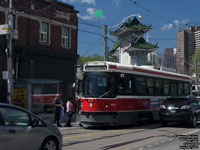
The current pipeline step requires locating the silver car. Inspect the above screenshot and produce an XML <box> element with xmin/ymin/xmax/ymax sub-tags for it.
<box><xmin>0</xmin><ymin>103</ymin><xmax>62</xmax><ymax>150</ymax></box>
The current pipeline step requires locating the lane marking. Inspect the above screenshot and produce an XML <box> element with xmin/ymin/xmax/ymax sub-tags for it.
<box><xmin>63</xmin><ymin>129</ymin><xmax>127</xmax><ymax>140</ymax></box>
<box><xmin>184</xmin><ymin>130</ymin><xmax>200</xmax><ymax>135</ymax></box>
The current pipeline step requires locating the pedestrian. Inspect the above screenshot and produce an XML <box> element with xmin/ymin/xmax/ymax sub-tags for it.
<box><xmin>54</xmin><ymin>94</ymin><xmax>62</xmax><ymax>127</ymax></box>
<box><xmin>59</xmin><ymin>105</ymin><xmax>64</xmax><ymax>124</ymax></box>
<box><xmin>65</xmin><ymin>98</ymin><xmax>74</xmax><ymax>127</ymax></box>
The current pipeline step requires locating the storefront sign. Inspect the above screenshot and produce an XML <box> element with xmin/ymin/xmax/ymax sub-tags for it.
<box><xmin>12</xmin><ymin>88</ymin><xmax>27</xmax><ymax>108</ymax></box>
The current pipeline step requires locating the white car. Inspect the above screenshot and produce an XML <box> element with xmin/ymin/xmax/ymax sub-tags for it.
<box><xmin>0</xmin><ymin>103</ymin><xmax>62</xmax><ymax>150</ymax></box>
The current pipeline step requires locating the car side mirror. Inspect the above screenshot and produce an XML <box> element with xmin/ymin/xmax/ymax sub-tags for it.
<box><xmin>32</xmin><ymin>119</ymin><xmax>39</xmax><ymax>127</ymax></box>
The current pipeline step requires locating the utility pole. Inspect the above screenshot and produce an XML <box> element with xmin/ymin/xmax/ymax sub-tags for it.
<box><xmin>6</xmin><ymin>0</ymin><xmax>13</xmax><ymax>104</ymax></box>
<box><xmin>104</xmin><ymin>25</ymin><xmax>108</xmax><ymax>61</ymax></box>
<box><xmin>195</xmin><ymin>59</ymin><xmax>199</xmax><ymax>85</ymax></box>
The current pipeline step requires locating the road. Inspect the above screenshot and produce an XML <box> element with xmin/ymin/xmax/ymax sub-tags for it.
<box><xmin>59</xmin><ymin>122</ymin><xmax>200</xmax><ymax>150</ymax></box>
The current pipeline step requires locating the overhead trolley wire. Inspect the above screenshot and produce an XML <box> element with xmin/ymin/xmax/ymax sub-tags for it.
<box><xmin>81</xmin><ymin>37</ymin><xmax>103</xmax><ymax>57</ymax></box>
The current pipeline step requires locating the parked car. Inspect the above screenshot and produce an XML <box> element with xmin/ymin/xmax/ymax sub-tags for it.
<box><xmin>0</xmin><ymin>103</ymin><xmax>62</xmax><ymax>150</ymax></box>
<box><xmin>159</xmin><ymin>95</ymin><xmax>200</xmax><ymax>127</ymax></box>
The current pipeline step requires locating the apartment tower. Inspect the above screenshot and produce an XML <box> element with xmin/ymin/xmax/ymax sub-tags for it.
<box><xmin>176</xmin><ymin>26</ymin><xmax>200</xmax><ymax>75</ymax></box>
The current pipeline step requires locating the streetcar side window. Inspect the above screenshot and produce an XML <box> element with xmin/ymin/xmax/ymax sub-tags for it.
<box><xmin>107</xmin><ymin>74</ymin><xmax>117</xmax><ymax>98</ymax></box>
<box><xmin>146</xmin><ymin>78</ymin><xmax>154</xmax><ymax>95</ymax></box>
<box><xmin>178</xmin><ymin>82</ymin><xmax>184</xmax><ymax>95</ymax></box>
<box><xmin>117</xmin><ymin>74</ymin><xmax>133</xmax><ymax>95</ymax></box>
<box><xmin>135</xmin><ymin>76</ymin><xmax>146</xmax><ymax>95</ymax></box>
<box><xmin>184</xmin><ymin>82</ymin><xmax>190</xmax><ymax>95</ymax></box>
<box><xmin>163</xmin><ymin>80</ymin><xmax>169</xmax><ymax>95</ymax></box>
<box><xmin>171</xmin><ymin>81</ymin><xmax>178</xmax><ymax>95</ymax></box>
<box><xmin>155</xmin><ymin>79</ymin><xmax>162</xmax><ymax>95</ymax></box>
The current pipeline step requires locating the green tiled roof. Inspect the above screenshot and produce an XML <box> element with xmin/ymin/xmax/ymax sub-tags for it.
<box><xmin>131</xmin><ymin>37</ymin><xmax>158</xmax><ymax>49</ymax></box>
<box><xmin>110</xmin><ymin>17</ymin><xmax>151</xmax><ymax>35</ymax></box>
<box><xmin>109</xmin><ymin>44</ymin><xmax>119</xmax><ymax>56</ymax></box>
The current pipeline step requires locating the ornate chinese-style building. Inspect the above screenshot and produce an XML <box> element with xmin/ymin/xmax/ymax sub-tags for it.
<box><xmin>110</xmin><ymin>17</ymin><xmax>158</xmax><ymax>66</ymax></box>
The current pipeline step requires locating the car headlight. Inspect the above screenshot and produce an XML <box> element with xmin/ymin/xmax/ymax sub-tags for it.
<box><xmin>167</xmin><ymin>106</ymin><xmax>173</xmax><ymax>110</ymax></box>
<box><xmin>180</xmin><ymin>105</ymin><xmax>190</xmax><ymax>110</ymax></box>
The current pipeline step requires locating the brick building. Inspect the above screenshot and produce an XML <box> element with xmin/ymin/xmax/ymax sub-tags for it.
<box><xmin>163</xmin><ymin>48</ymin><xmax>176</xmax><ymax>69</ymax></box>
<box><xmin>0</xmin><ymin>0</ymin><xmax>79</xmax><ymax>102</ymax></box>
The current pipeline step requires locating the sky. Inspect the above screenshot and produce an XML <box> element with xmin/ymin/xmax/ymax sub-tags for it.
<box><xmin>58</xmin><ymin>0</ymin><xmax>200</xmax><ymax>58</ymax></box>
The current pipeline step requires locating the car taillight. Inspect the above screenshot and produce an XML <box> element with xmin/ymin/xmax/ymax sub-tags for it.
<box><xmin>160</xmin><ymin>105</ymin><xmax>166</xmax><ymax>109</ymax></box>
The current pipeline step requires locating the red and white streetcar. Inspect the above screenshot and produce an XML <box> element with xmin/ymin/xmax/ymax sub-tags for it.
<box><xmin>77</xmin><ymin>61</ymin><xmax>192</xmax><ymax>128</ymax></box>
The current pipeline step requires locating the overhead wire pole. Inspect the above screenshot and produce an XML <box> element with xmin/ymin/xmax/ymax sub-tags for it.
<box><xmin>104</xmin><ymin>25</ymin><xmax>108</xmax><ymax>61</ymax></box>
<box><xmin>7</xmin><ymin>0</ymin><xmax>13</xmax><ymax>104</ymax></box>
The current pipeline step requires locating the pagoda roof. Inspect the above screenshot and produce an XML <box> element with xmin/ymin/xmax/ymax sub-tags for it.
<box><xmin>124</xmin><ymin>37</ymin><xmax>158</xmax><ymax>53</ymax></box>
<box><xmin>109</xmin><ymin>44</ymin><xmax>119</xmax><ymax>56</ymax></box>
<box><xmin>110</xmin><ymin>17</ymin><xmax>152</xmax><ymax>36</ymax></box>
<box><xmin>109</xmin><ymin>37</ymin><xmax>158</xmax><ymax>56</ymax></box>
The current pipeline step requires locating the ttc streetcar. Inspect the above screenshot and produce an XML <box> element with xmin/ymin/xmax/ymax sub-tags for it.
<box><xmin>77</xmin><ymin>61</ymin><xmax>192</xmax><ymax>128</ymax></box>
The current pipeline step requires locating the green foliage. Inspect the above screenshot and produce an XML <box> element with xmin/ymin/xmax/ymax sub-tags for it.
<box><xmin>190</xmin><ymin>47</ymin><xmax>200</xmax><ymax>74</ymax></box>
<box><xmin>112</xmin><ymin>39</ymin><xmax>119</xmax><ymax>50</ymax></box>
<box><xmin>146</xmin><ymin>61</ymin><xmax>152</xmax><ymax>65</ymax></box>
<box><xmin>77</xmin><ymin>54</ymin><xmax>104</xmax><ymax>66</ymax></box>
<box><xmin>109</xmin><ymin>56</ymin><xmax>117</xmax><ymax>62</ymax></box>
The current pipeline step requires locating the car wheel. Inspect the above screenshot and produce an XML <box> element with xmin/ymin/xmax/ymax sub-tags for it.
<box><xmin>41</xmin><ymin>137</ymin><xmax>58</xmax><ymax>150</ymax></box>
<box><xmin>190</xmin><ymin>115</ymin><xmax>197</xmax><ymax>128</ymax></box>
<box><xmin>161</xmin><ymin>121</ymin><xmax>168</xmax><ymax>127</ymax></box>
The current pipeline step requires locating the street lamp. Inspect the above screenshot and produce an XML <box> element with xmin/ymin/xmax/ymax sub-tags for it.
<box><xmin>108</xmin><ymin>14</ymin><xmax>142</xmax><ymax>63</ymax></box>
<box><xmin>109</xmin><ymin>14</ymin><xmax>142</xmax><ymax>29</ymax></box>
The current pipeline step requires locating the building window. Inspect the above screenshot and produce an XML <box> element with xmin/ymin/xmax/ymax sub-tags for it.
<box><xmin>40</xmin><ymin>22</ymin><xmax>49</xmax><ymax>44</ymax></box>
<box><xmin>62</xmin><ymin>27</ymin><xmax>70</xmax><ymax>48</ymax></box>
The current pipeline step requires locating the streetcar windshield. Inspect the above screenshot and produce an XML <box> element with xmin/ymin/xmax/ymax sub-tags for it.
<box><xmin>83</xmin><ymin>72</ymin><xmax>112</xmax><ymax>97</ymax></box>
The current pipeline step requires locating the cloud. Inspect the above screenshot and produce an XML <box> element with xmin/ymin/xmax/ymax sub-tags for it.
<box><xmin>160</xmin><ymin>19</ymin><xmax>189</xmax><ymax>30</ymax></box>
<box><xmin>78</xmin><ymin>8</ymin><xmax>95</xmax><ymax>20</ymax></box>
<box><xmin>161</xmin><ymin>23</ymin><xmax>173</xmax><ymax>30</ymax></box>
<box><xmin>112</xmin><ymin>0</ymin><xmax>122</xmax><ymax>8</ymax></box>
<box><xmin>81</xmin><ymin>0</ymin><xmax>96</xmax><ymax>5</ymax></box>
<box><xmin>78</xmin><ymin>8</ymin><xmax>106</xmax><ymax>20</ymax></box>
<box><xmin>87</xmin><ymin>8</ymin><xmax>95</xmax><ymax>16</ymax></box>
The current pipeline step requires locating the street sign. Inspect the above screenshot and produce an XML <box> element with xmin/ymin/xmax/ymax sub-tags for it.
<box><xmin>13</xmin><ymin>30</ymin><xmax>18</xmax><ymax>39</ymax></box>
<box><xmin>94</xmin><ymin>9</ymin><xmax>104</xmax><ymax>18</ymax></box>
<box><xmin>0</xmin><ymin>24</ymin><xmax>11</xmax><ymax>35</ymax></box>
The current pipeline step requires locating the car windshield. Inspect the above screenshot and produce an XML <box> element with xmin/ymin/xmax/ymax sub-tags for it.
<box><xmin>164</xmin><ymin>98</ymin><xmax>189</xmax><ymax>106</ymax></box>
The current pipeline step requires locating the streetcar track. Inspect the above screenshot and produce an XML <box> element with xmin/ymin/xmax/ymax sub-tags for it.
<box><xmin>98</xmin><ymin>136</ymin><xmax>155</xmax><ymax>150</ymax></box>
<box><xmin>62</xmin><ymin>126</ymin><xmax>193</xmax><ymax>148</ymax></box>
<box><xmin>97</xmin><ymin>129</ymin><xmax>199</xmax><ymax>150</ymax></box>
<box><xmin>62</xmin><ymin>123</ymin><xmax>160</xmax><ymax>139</ymax></box>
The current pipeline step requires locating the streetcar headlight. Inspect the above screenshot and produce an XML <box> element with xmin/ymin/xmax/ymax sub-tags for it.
<box><xmin>105</xmin><ymin>104</ymin><xmax>109</xmax><ymax>108</ymax></box>
<box><xmin>89</xmin><ymin>103</ymin><xmax>93</xmax><ymax>107</ymax></box>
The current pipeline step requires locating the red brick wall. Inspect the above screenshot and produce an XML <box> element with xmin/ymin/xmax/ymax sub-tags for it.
<box><xmin>0</xmin><ymin>0</ymin><xmax>78</xmax><ymax>102</ymax></box>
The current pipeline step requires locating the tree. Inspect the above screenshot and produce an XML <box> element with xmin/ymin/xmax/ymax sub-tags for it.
<box><xmin>190</xmin><ymin>47</ymin><xmax>200</xmax><ymax>74</ymax></box>
<box><xmin>77</xmin><ymin>54</ymin><xmax>104</xmax><ymax>66</ymax></box>
<box><xmin>146</xmin><ymin>61</ymin><xmax>152</xmax><ymax>65</ymax></box>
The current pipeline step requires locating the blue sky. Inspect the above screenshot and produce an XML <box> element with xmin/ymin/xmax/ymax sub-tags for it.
<box><xmin>59</xmin><ymin>0</ymin><xmax>200</xmax><ymax>57</ymax></box>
